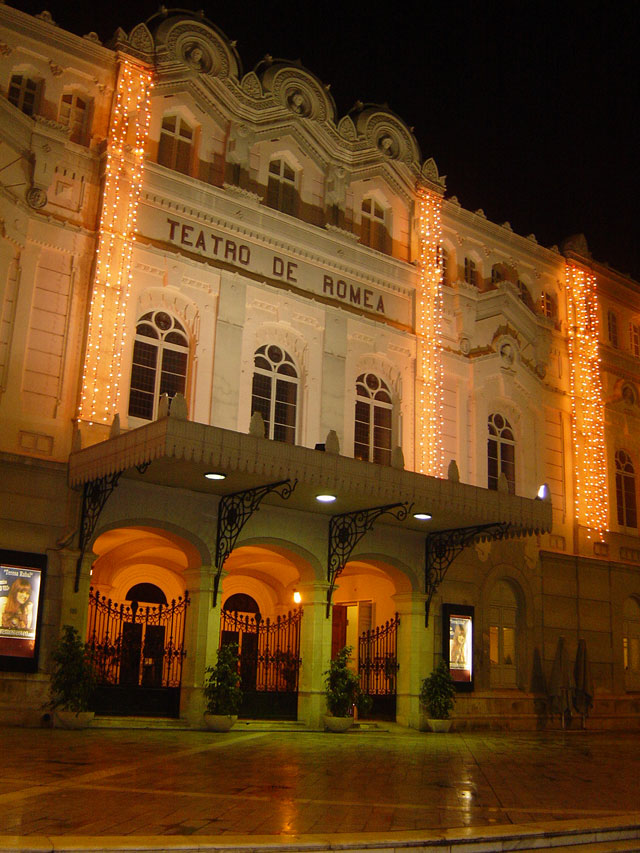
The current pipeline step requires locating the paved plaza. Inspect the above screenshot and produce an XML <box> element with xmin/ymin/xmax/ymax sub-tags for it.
<box><xmin>0</xmin><ymin>724</ymin><xmax>639</xmax><ymax>851</ymax></box>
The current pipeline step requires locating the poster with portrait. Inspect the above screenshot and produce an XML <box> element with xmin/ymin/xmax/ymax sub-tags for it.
<box><xmin>0</xmin><ymin>553</ymin><xmax>45</xmax><ymax>670</ymax></box>
<box><xmin>442</xmin><ymin>604</ymin><xmax>474</xmax><ymax>690</ymax></box>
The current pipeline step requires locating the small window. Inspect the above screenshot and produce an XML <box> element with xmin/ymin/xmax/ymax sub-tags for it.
<box><xmin>354</xmin><ymin>373</ymin><xmax>393</xmax><ymax>465</ymax></box>
<box><xmin>128</xmin><ymin>311</ymin><xmax>189</xmax><ymax>421</ymax></box>
<box><xmin>491</xmin><ymin>265</ymin><xmax>502</xmax><ymax>285</ymax></box>
<box><xmin>616</xmin><ymin>449</ymin><xmax>637</xmax><ymax>529</ymax></box>
<box><xmin>464</xmin><ymin>257</ymin><xmax>478</xmax><ymax>287</ymax></box>
<box><xmin>517</xmin><ymin>279</ymin><xmax>535</xmax><ymax>312</ymax></box>
<box><xmin>360</xmin><ymin>197</ymin><xmax>390</xmax><ymax>254</ymax></box>
<box><xmin>251</xmin><ymin>345</ymin><xmax>298</xmax><ymax>443</ymax></box>
<box><xmin>608</xmin><ymin>310</ymin><xmax>619</xmax><ymax>348</ymax></box>
<box><xmin>59</xmin><ymin>92</ymin><xmax>91</xmax><ymax>145</ymax></box>
<box><xmin>488</xmin><ymin>413</ymin><xmax>515</xmax><ymax>494</ymax></box>
<box><xmin>8</xmin><ymin>74</ymin><xmax>39</xmax><ymax>116</ymax></box>
<box><xmin>630</xmin><ymin>323</ymin><xmax>640</xmax><ymax>357</ymax></box>
<box><xmin>440</xmin><ymin>247</ymin><xmax>449</xmax><ymax>285</ymax></box>
<box><xmin>266</xmin><ymin>158</ymin><xmax>298</xmax><ymax>216</ymax></box>
<box><xmin>158</xmin><ymin>115</ymin><xmax>194</xmax><ymax>175</ymax></box>
<box><xmin>540</xmin><ymin>291</ymin><xmax>556</xmax><ymax>319</ymax></box>
<box><xmin>489</xmin><ymin>580</ymin><xmax>518</xmax><ymax>688</ymax></box>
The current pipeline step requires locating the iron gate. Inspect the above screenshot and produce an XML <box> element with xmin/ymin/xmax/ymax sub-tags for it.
<box><xmin>220</xmin><ymin>607</ymin><xmax>302</xmax><ymax>719</ymax></box>
<box><xmin>358</xmin><ymin>613</ymin><xmax>399</xmax><ymax>720</ymax></box>
<box><xmin>87</xmin><ymin>587</ymin><xmax>190</xmax><ymax>717</ymax></box>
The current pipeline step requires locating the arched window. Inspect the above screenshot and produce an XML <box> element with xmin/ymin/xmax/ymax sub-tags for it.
<box><xmin>464</xmin><ymin>257</ymin><xmax>478</xmax><ymax>287</ymax></box>
<box><xmin>354</xmin><ymin>373</ymin><xmax>393</xmax><ymax>465</ymax></box>
<box><xmin>158</xmin><ymin>115</ymin><xmax>193</xmax><ymax>174</ymax></box>
<box><xmin>489</xmin><ymin>580</ymin><xmax>518</xmax><ymax>688</ymax></box>
<box><xmin>128</xmin><ymin>311</ymin><xmax>189</xmax><ymax>421</ymax></box>
<box><xmin>251</xmin><ymin>345</ymin><xmax>298</xmax><ymax>443</ymax></box>
<box><xmin>360</xmin><ymin>197</ymin><xmax>390</xmax><ymax>253</ymax></box>
<box><xmin>440</xmin><ymin>247</ymin><xmax>450</xmax><ymax>286</ymax></box>
<box><xmin>8</xmin><ymin>74</ymin><xmax>40</xmax><ymax>116</ymax></box>
<box><xmin>615</xmin><ymin>449</ymin><xmax>637</xmax><ymax>528</ymax></box>
<box><xmin>266</xmin><ymin>158</ymin><xmax>297</xmax><ymax>215</ymax></box>
<box><xmin>59</xmin><ymin>91</ymin><xmax>91</xmax><ymax>145</ymax></box>
<box><xmin>488</xmin><ymin>413</ymin><xmax>515</xmax><ymax>493</ymax></box>
<box><xmin>623</xmin><ymin>597</ymin><xmax>640</xmax><ymax>691</ymax></box>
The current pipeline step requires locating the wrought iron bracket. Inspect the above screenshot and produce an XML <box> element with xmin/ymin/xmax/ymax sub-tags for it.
<box><xmin>424</xmin><ymin>522</ymin><xmax>510</xmax><ymax>626</ymax></box>
<box><xmin>75</xmin><ymin>471</ymin><xmax>123</xmax><ymax>592</ymax></box>
<box><xmin>73</xmin><ymin>460</ymin><xmax>151</xmax><ymax>592</ymax></box>
<box><xmin>212</xmin><ymin>479</ymin><xmax>298</xmax><ymax>606</ymax></box>
<box><xmin>326</xmin><ymin>502</ymin><xmax>411</xmax><ymax>617</ymax></box>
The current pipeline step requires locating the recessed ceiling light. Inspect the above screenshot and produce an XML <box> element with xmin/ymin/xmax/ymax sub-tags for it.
<box><xmin>413</xmin><ymin>512</ymin><xmax>432</xmax><ymax>521</ymax></box>
<box><xmin>316</xmin><ymin>494</ymin><xmax>337</xmax><ymax>503</ymax></box>
<box><xmin>204</xmin><ymin>472</ymin><xmax>226</xmax><ymax>480</ymax></box>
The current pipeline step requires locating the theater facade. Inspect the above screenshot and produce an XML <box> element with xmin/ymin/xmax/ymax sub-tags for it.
<box><xmin>0</xmin><ymin>5</ymin><xmax>638</xmax><ymax>729</ymax></box>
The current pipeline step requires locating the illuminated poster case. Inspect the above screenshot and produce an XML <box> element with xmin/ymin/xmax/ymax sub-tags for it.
<box><xmin>0</xmin><ymin>550</ymin><xmax>47</xmax><ymax>673</ymax></box>
<box><xmin>442</xmin><ymin>604</ymin><xmax>474</xmax><ymax>692</ymax></box>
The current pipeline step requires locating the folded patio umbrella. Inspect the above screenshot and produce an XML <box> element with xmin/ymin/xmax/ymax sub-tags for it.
<box><xmin>549</xmin><ymin>636</ymin><xmax>575</xmax><ymax>728</ymax></box>
<box><xmin>573</xmin><ymin>638</ymin><xmax>594</xmax><ymax>725</ymax></box>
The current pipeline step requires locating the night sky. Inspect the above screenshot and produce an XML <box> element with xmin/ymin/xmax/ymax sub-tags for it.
<box><xmin>9</xmin><ymin>0</ymin><xmax>640</xmax><ymax>281</ymax></box>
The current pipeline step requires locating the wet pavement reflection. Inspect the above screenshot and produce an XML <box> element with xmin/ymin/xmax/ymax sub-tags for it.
<box><xmin>0</xmin><ymin>726</ymin><xmax>639</xmax><ymax>838</ymax></box>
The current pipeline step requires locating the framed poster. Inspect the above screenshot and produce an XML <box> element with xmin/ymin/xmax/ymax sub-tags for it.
<box><xmin>0</xmin><ymin>550</ymin><xmax>47</xmax><ymax>672</ymax></box>
<box><xmin>442</xmin><ymin>604</ymin><xmax>474</xmax><ymax>692</ymax></box>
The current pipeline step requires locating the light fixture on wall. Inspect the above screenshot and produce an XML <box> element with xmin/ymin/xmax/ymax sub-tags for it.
<box><xmin>413</xmin><ymin>512</ymin><xmax>432</xmax><ymax>521</ymax></box>
<box><xmin>316</xmin><ymin>494</ymin><xmax>337</xmax><ymax>503</ymax></box>
<box><xmin>293</xmin><ymin>589</ymin><xmax>302</xmax><ymax>604</ymax></box>
<box><xmin>204</xmin><ymin>472</ymin><xmax>226</xmax><ymax>480</ymax></box>
<box><xmin>536</xmin><ymin>484</ymin><xmax>550</xmax><ymax>500</ymax></box>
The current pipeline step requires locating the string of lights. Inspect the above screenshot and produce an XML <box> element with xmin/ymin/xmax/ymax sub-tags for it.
<box><xmin>565</xmin><ymin>262</ymin><xmax>608</xmax><ymax>538</ymax></box>
<box><xmin>415</xmin><ymin>185</ymin><xmax>444</xmax><ymax>477</ymax></box>
<box><xmin>78</xmin><ymin>57</ymin><xmax>153</xmax><ymax>425</ymax></box>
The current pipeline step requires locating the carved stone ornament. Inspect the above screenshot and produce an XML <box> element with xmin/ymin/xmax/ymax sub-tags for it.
<box><xmin>337</xmin><ymin>115</ymin><xmax>357</xmax><ymax>141</ymax></box>
<box><xmin>49</xmin><ymin>60</ymin><xmax>63</xmax><ymax>77</ymax></box>
<box><xmin>421</xmin><ymin>157</ymin><xmax>445</xmax><ymax>187</ymax></box>
<box><xmin>270</xmin><ymin>69</ymin><xmax>328</xmax><ymax>122</ymax></box>
<box><xmin>459</xmin><ymin>336</ymin><xmax>471</xmax><ymax>355</ymax></box>
<box><xmin>183</xmin><ymin>41</ymin><xmax>213</xmax><ymax>73</ymax></box>
<box><xmin>377</xmin><ymin>132</ymin><xmax>399</xmax><ymax>159</ymax></box>
<box><xmin>168</xmin><ymin>24</ymin><xmax>231</xmax><ymax>78</ymax></box>
<box><xmin>128</xmin><ymin>23</ymin><xmax>154</xmax><ymax>54</ymax></box>
<box><xmin>26</xmin><ymin>187</ymin><xmax>47</xmax><ymax>209</ymax></box>
<box><xmin>35</xmin><ymin>10</ymin><xmax>56</xmax><ymax>24</ymax></box>
<box><xmin>0</xmin><ymin>42</ymin><xmax>13</xmax><ymax>56</ymax></box>
<box><xmin>241</xmin><ymin>72</ymin><xmax>262</xmax><ymax>98</ymax></box>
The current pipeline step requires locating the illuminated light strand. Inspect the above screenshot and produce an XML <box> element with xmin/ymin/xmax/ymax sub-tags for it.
<box><xmin>78</xmin><ymin>59</ymin><xmax>154</xmax><ymax>424</ymax></box>
<box><xmin>565</xmin><ymin>263</ymin><xmax>608</xmax><ymax>539</ymax></box>
<box><xmin>415</xmin><ymin>185</ymin><xmax>444</xmax><ymax>477</ymax></box>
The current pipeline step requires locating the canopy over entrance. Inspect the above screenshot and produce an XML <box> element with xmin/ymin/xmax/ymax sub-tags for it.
<box><xmin>68</xmin><ymin>418</ymin><xmax>552</xmax><ymax>537</ymax></box>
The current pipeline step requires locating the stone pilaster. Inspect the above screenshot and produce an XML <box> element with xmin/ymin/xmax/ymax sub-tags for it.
<box><xmin>297</xmin><ymin>580</ymin><xmax>332</xmax><ymax>729</ymax></box>
<box><xmin>393</xmin><ymin>590</ymin><xmax>431</xmax><ymax>729</ymax></box>
<box><xmin>59</xmin><ymin>549</ymin><xmax>93</xmax><ymax>640</ymax></box>
<box><xmin>179</xmin><ymin>565</ymin><xmax>222</xmax><ymax>726</ymax></box>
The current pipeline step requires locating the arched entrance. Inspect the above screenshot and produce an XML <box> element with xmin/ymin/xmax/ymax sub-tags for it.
<box><xmin>221</xmin><ymin>543</ymin><xmax>309</xmax><ymax>719</ymax></box>
<box><xmin>87</xmin><ymin>527</ymin><xmax>198</xmax><ymax>717</ymax></box>
<box><xmin>332</xmin><ymin>557</ymin><xmax>410</xmax><ymax>720</ymax></box>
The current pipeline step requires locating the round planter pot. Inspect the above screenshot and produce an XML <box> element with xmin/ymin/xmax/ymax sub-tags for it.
<box><xmin>323</xmin><ymin>714</ymin><xmax>354</xmax><ymax>733</ymax></box>
<box><xmin>53</xmin><ymin>710</ymin><xmax>95</xmax><ymax>730</ymax></box>
<box><xmin>203</xmin><ymin>713</ymin><xmax>237</xmax><ymax>732</ymax></box>
<box><xmin>427</xmin><ymin>718</ymin><xmax>453</xmax><ymax>733</ymax></box>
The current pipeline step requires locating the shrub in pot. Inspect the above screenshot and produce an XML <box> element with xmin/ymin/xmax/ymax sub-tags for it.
<box><xmin>420</xmin><ymin>660</ymin><xmax>456</xmax><ymax>732</ymax></box>
<box><xmin>203</xmin><ymin>643</ymin><xmax>242</xmax><ymax>731</ymax></box>
<box><xmin>323</xmin><ymin>645</ymin><xmax>364</xmax><ymax>731</ymax></box>
<box><xmin>48</xmin><ymin>625</ymin><xmax>96</xmax><ymax>728</ymax></box>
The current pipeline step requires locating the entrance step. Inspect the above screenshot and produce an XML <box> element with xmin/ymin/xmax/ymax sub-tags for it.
<box><xmin>91</xmin><ymin>715</ymin><xmax>191</xmax><ymax>730</ymax></box>
<box><xmin>234</xmin><ymin>719</ymin><xmax>308</xmax><ymax>731</ymax></box>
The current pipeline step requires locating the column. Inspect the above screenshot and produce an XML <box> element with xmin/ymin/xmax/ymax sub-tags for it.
<box><xmin>297</xmin><ymin>580</ymin><xmax>332</xmax><ymax>729</ymax></box>
<box><xmin>179</xmin><ymin>565</ymin><xmax>222</xmax><ymax>726</ymax></box>
<box><xmin>393</xmin><ymin>591</ymin><xmax>432</xmax><ymax>729</ymax></box>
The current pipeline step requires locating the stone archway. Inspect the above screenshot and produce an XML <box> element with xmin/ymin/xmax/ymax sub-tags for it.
<box><xmin>87</xmin><ymin>526</ymin><xmax>201</xmax><ymax>717</ymax></box>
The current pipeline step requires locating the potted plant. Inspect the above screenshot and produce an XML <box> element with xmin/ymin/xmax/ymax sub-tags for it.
<box><xmin>419</xmin><ymin>660</ymin><xmax>456</xmax><ymax>732</ymax></box>
<box><xmin>203</xmin><ymin>643</ymin><xmax>242</xmax><ymax>731</ymax></box>
<box><xmin>323</xmin><ymin>645</ymin><xmax>362</xmax><ymax>732</ymax></box>
<box><xmin>48</xmin><ymin>625</ymin><xmax>96</xmax><ymax>729</ymax></box>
